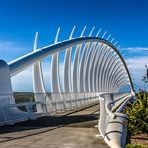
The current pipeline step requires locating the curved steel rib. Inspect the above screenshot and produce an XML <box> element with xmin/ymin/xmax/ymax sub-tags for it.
<box><xmin>9</xmin><ymin>36</ymin><xmax>135</xmax><ymax>92</ymax></box>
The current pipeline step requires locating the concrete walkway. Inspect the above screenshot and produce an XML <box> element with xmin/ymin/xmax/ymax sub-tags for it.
<box><xmin>0</xmin><ymin>103</ymin><xmax>109</xmax><ymax>148</ymax></box>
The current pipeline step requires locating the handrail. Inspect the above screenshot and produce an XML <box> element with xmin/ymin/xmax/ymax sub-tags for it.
<box><xmin>115</xmin><ymin>94</ymin><xmax>132</xmax><ymax>112</ymax></box>
<box><xmin>0</xmin><ymin>101</ymin><xmax>43</xmax><ymax>109</ymax></box>
<box><xmin>105</xmin><ymin>94</ymin><xmax>132</xmax><ymax>118</ymax></box>
<box><xmin>99</xmin><ymin>93</ymin><xmax>130</xmax><ymax>119</ymax></box>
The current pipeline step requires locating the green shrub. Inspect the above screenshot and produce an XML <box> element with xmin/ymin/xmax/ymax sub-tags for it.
<box><xmin>124</xmin><ymin>92</ymin><xmax>148</xmax><ymax>135</ymax></box>
<box><xmin>126</xmin><ymin>144</ymin><xmax>147</xmax><ymax>148</ymax></box>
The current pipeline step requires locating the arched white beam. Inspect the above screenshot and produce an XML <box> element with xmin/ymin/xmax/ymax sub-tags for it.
<box><xmin>79</xmin><ymin>27</ymin><xmax>95</xmax><ymax>92</ymax></box>
<box><xmin>89</xmin><ymin>42</ymin><xmax>100</xmax><ymax>92</ymax></box>
<box><xmin>109</xmin><ymin>64</ymin><xmax>125</xmax><ymax>85</ymax></box>
<box><xmin>115</xmin><ymin>80</ymin><xmax>130</xmax><ymax>91</ymax></box>
<box><xmin>108</xmin><ymin>65</ymin><xmax>125</xmax><ymax>90</ymax></box>
<box><xmin>102</xmin><ymin>50</ymin><xmax>115</xmax><ymax>91</ymax></box>
<box><xmin>105</xmin><ymin>55</ymin><xmax>120</xmax><ymax>91</ymax></box>
<box><xmin>92</xmin><ymin>43</ymin><xmax>102</xmax><ymax>91</ymax></box>
<box><xmin>33</xmin><ymin>32</ymin><xmax>51</xmax><ymax>112</ymax></box>
<box><xmin>90</xmin><ymin>30</ymin><xmax>103</xmax><ymax>92</ymax></box>
<box><xmin>112</xmin><ymin>72</ymin><xmax>127</xmax><ymax>90</ymax></box>
<box><xmin>107</xmin><ymin>60</ymin><xmax>124</xmax><ymax>90</ymax></box>
<box><xmin>97</xmin><ymin>45</ymin><xmax>109</xmax><ymax>92</ymax></box>
<box><xmin>63</xmin><ymin>26</ymin><xmax>76</xmax><ymax>93</ymax></box>
<box><xmin>114</xmin><ymin>41</ymin><xmax>118</xmax><ymax>46</ymax></box>
<box><xmin>109</xmin><ymin>65</ymin><xmax>126</xmax><ymax>89</ymax></box>
<box><xmin>112</xmin><ymin>68</ymin><xmax>128</xmax><ymax>85</ymax></box>
<box><xmin>85</xmin><ymin>30</ymin><xmax>102</xmax><ymax>92</ymax></box>
<box><xmin>33</xmin><ymin>32</ymin><xmax>45</xmax><ymax>94</ymax></box>
<box><xmin>117</xmin><ymin>82</ymin><xmax>130</xmax><ymax>91</ymax></box>
<box><xmin>83</xmin><ymin>27</ymin><xmax>96</xmax><ymax>92</ymax></box>
<box><xmin>9</xmin><ymin>36</ymin><xmax>135</xmax><ymax>92</ymax></box>
<box><xmin>99</xmin><ymin>46</ymin><xmax>111</xmax><ymax>92</ymax></box>
<box><xmin>98</xmin><ymin>45</ymin><xmax>113</xmax><ymax>92</ymax></box>
<box><xmin>100</xmin><ymin>47</ymin><xmax>113</xmax><ymax>92</ymax></box>
<box><xmin>51</xmin><ymin>27</ymin><xmax>61</xmax><ymax>93</ymax></box>
<box><xmin>72</xmin><ymin>26</ymin><xmax>86</xmax><ymax>92</ymax></box>
<box><xmin>113</xmin><ymin>72</ymin><xmax>128</xmax><ymax>87</ymax></box>
<box><xmin>95</xmin><ymin>32</ymin><xmax>108</xmax><ymax>92</ymax></box>
<box><xmin>94</xmin><ymin>44</ymin><xmax>104</xmax><ymax>91</ymax></box>
<box><xmin>95</xmin><ymin>44</ymin><xmax>107</xmax><ymax>91</ymax></box>
<box><xmin>113</xmin><ymin>75</ymin><xmax>129</xmax><ymax>90</ymax></box>
<box><xmin>93</xmin><ymin>41</ymin><xmax>112</xmax><ymax>92</ymax></box>
<box><xmin>89</xmin><ymin>29</ymin><xmax>102</xmax><ymax>92</ymax></box>
<box><xmin>79</xmin><ymin>43</ymin><xmax>89</xmax><ymax>92</ymax></box>
<box><xmin>111</xmin><ymin>70</ymin><xmax>127</xmax><ymax>92</ymax></box>
<box><xmin>112</xmin><ymin>72</ymin><xmax>129</xmax><ymax>89</ymax></box>
<box><xmin>116</xmin><ymin>82</ymin><xmax>131</xmax><ymax>92</ymax></box>
<box><xmin>85</xmin><ymin>42</ymin><xmax>97</xmax><ymax>92</ymax></box>
<box><xmin>107</xmin><ymin>61</ymin><xmax>120</xmax><ymax>91</ymax></box>
<box><xmin>103</xmin><ymin>52</ymin><xmax>117</xmax><ymax>91</ymax></box>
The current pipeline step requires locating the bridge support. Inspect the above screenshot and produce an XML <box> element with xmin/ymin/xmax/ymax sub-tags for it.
<box><xmin>0</xmin><ymin>60</ymin><xmax>14</xmax><ymax>103</ymax></box>
<box><xmin>104</xmin><ymin>113</ymin><xmax>127</xmax><ymax>148</ymax></box>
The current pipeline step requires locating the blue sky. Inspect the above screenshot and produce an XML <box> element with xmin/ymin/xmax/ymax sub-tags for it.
<box><xmin>0</xmin><ymin>0</ymin><xmax>148</xmax><ymax>92</ymax></box>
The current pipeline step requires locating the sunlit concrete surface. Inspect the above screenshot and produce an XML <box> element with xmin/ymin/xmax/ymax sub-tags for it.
<box><xmin>0</xmin><ymin>103</ymin><xmax>109</xmax><ymax>148</ymax></box>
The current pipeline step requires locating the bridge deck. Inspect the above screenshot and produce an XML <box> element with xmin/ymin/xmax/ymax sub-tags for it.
<box><xmin>0</xmin><ymin>103</ymin><xmax>109</xmax><ymax>148</ymax></box>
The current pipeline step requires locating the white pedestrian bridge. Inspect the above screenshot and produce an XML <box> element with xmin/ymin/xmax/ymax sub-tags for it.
<box><xmin>0</xmin><ymin>27</ymin><xmax>135</xmax><ymax>148</ymax></box>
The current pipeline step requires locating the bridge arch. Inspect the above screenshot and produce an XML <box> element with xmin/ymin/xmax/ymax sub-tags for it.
<box><xmin>0</xmin><ymin>28</ymin><xmax>135</xmax><ymax>148</ymax></box>
<box><xmin>9</xmin><ymin>36</ymin><xmax>134</xmax><ymax>94</ymax></box>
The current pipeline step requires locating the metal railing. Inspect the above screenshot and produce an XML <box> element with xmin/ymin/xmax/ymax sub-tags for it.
<box><xmin>98</xmin><ymin>92</ymin><xmax>133</xmax><ymax>148</ymax></box>
<box><xmin>0</xmin><ymin>92</ymin><xmax>99</xmax><ymax>125</ymax></box>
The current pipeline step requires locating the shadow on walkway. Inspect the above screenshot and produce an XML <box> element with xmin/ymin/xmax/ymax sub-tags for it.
<box><xmin>0</xmin><ymin>113</ymin><xmax>99</xmax><ymax>135</ymax></box>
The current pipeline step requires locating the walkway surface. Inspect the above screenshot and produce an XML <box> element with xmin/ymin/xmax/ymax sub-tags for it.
<box><xmin>0</xmin><ymin>103</ymin><xmax>109</xmax><ymax>148</ymax></box>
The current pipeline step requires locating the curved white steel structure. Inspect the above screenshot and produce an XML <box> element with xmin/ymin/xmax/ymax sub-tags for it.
<box><xmin>63</xmin><ymin>26</ymin><xmax>76</xmax><ymax>93</ymax></box>
<box><xmin>0</xmin><ymin>27</ymin><xmax>135</xmax><ymax>148</ymax></box>
<box><xmin>51</xmin><ymin>27</ymin><xmax>61</xmax><ymax>93</ymax></box>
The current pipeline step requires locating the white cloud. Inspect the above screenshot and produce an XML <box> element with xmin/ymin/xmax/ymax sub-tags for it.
<box><xmin>123</xmin><ymin>47</ymin><xmax>148</xmax><ymax>52</ymax></box>
<box><xmin>127</xmin><ymin>56</ymin><xmax>148</xmax><ymax>70</ymax></box>
<box><xmin>0</xmin><ymin>41</ymin><xmax>26</xmax><ymax>52</ymax></box>
<box><xmin>126</xmin><ymin>56</ymin><xmax>148</xmax><ymax>90</ymax></box>
<box><xmin>0</xmin><ymin>41</ymin><xmax>31</xmax><ymax>62</ymax></box>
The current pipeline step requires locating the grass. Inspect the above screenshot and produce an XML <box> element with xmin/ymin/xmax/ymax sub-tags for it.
<box><xmin>126</xmin><ymin>144</ymin><xmax>148</xmax><ymax>148</ymax></box>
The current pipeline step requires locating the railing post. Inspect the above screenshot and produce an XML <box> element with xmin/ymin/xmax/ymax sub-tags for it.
<box><xmin>26</xmin><ymin>104</ymin><xmax>31</xmax><ymax>119</ymax></box>
<box><xmin>2</xmin><ymin>107</ymin><xmax>8</xmax><ymax>124</ymax></box>
<box><xmin>44</xmin><ymin>93</ymin><xmax>48</xmax><ymax>114</ymax></box>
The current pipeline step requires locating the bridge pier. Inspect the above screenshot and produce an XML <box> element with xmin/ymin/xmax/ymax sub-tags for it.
<box><xmin>0</xmin><ymin>60</ymin><xmax>13</xmax><ymax>95</ymax></box>
<box><xmin>0</xmin><ymin>60</ymin><xmax>14</xmax><ymax>104</ymax></box>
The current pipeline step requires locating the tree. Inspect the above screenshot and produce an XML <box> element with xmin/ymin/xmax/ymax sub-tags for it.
<box><xmin>142</xmin><ymin>65</ymin><xmax>148</xmax><ymax>91</ymax></box>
